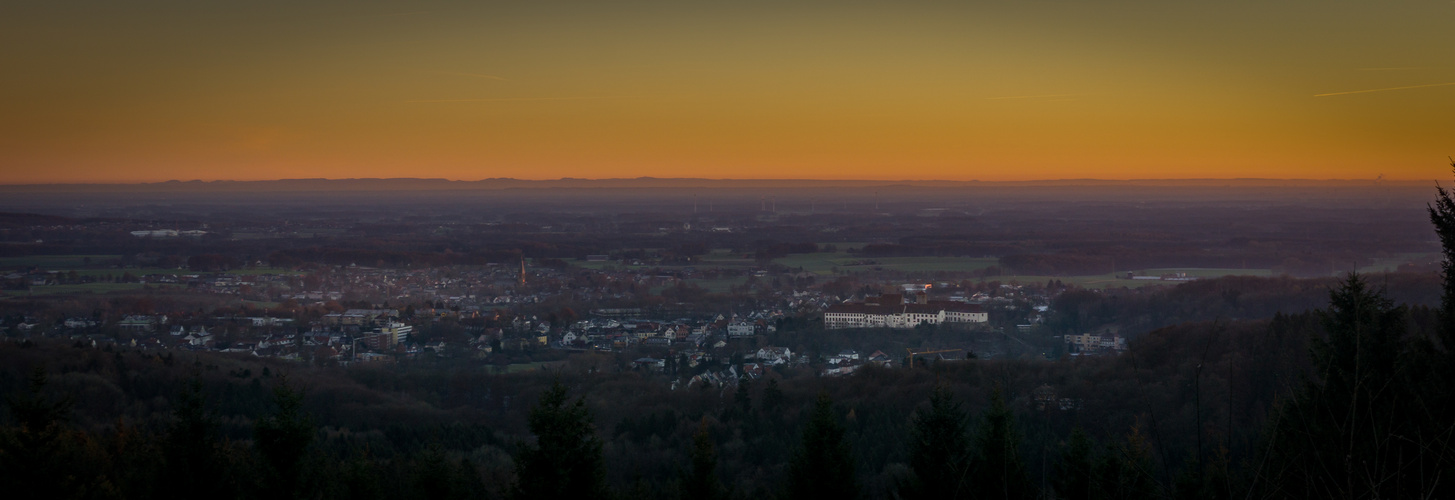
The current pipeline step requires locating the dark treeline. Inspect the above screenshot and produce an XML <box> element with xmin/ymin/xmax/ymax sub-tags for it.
<box><xmin>1045</xmin><ymin>272</ymin><xmax>1441</xmax><ymax>336</ymax></box>
<box><xmin>1</xmin><ymin>270</ymin><xmax>1451</xmax><ymax>499</ymax></box>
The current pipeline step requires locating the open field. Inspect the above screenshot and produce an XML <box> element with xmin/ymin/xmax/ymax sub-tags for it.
<box><xmin>13</xmin><ymin>267</ymin><xmax>300</xmax><ymax>278</ymax></box>
<box><xmin>982</xmin><ymin>274</ymin><xmax>1158</xmax><ymax>289</ymax></box>
<box><xmin>687</xmin><ymin>277</ymin><xmax>748</xmax><ymax>293</ymax></box>
<box><xmin>575</xmin><ymin>249</ymin><xmax>1279</xmax><ymax>289</ymax></box>
<box><xmin>218</xmin><ymin>267</ymin><xmax>303</xmax><ymax>276</ymax></box>
<box><xmin>70</xmin><ymin>268</ymin><xmax>185</xmax><ymax>278</ymax></box>
<box><xmin>972</xmin><ymin>268</ymin><xmax>1274</xmax><ymax>290</ymax></box>
<box><xmin>574</xmin><ymin>249</ymin><xmax>757</xmax><ymax>271</ymax></box>
<box><xmin>2</xmin><ymin>283</ymin><xmax>186</xmax><ymax>296</ymax></box>
<box><xmin>1137</xmin><ymin>268</ymin><xmax>1274</xmax><ymax>278</ymax></box>
<box><xmin>1358</xmin><ymin>252</ymin><xmax>1439</xmax><ymax>274</ymax></box>
<box><xmin>650</xmin><ymin>277</ymin><xmax>749</xmax><ymax>295</ymax></box>
<box><xmin>779</xmin><ymin>253</ymin><xmax>1000</xmax><ymax>275</ymax></box>
<box><xmin>696</xmin><ymin>250</ymin><xmax>757</xmax><ymax>267</ymax></box>
<box><xmin>0</xmin><ymin>255</ymin><xmax>121</xmax><ymax>268</ymax></box>
<box><xmin>570</xmin><ymin>260</ymin><xmax>615</xmax><ymax>271</ymax></box>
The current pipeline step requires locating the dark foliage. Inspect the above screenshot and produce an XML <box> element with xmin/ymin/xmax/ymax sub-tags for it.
<box><xmin>786</xmin><ymin>392</ymin><xmax>859</xmax><ymax>500</ymax></box>
<box><xmin>512</xmin><ymin>381</ymin><xmax>608</xmax><ymax>499</ymax></box>
<box><xmin>970</xmin><ymin>388</ymin><xmax>1036</xmax><ymax>500</ymax></box>
<box><xmin>255</xmin><ymin>378</ymin><xmax>316</xmax><ymax>499</ymax></box>
<box><xmin>680</xmin><ymin>419</ymin><xmax>725</xmax><ymax>500</ymax></box>
<box><xmin>903</xmin><ymin>385</ymin><xmax>972</xmax><ymax>499</ymax></box>
<box><xmin>1258</xmin><ymin>274</ymin><xmax>1454</xmax><ymax>498</ymax></box>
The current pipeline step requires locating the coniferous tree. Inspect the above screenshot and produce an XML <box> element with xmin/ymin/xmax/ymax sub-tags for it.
<box><xmin>454</xmin><ymin>458</ymin><xmax>488</xmax><ymax>500</ymax></box>
<box><xmin>1095</xmin><ymin>428</ymin><xmax>1160</xmax><ymax>500</ymax></box>
<box><xmin>1053</xmin><ymin>429</ymin><xmax>1095</xmax><ymax>500</ymax></box>
<box><xmin>786</xmin><ymin>392</ymin><xmax>858</xmax><ymax>500</ymax></box>
<box><xmin>5</xmin><ymin>366</ymin><xmax>71</xmax><ymax>433</ymax></box>
<box><xmin>904</xmin><ymin>385</ymin><xmax>972</xmax><ymax>499</ymax></box>
<box><xmin>1428</xmin><ymin>157</ymin><xmax>1455</xmax><ymax>348</ymax></box>
<box><xmin>970</xmin><ymin>388</ymin><xmax>1036</xmax><ymax>500</ymax></box>
<box><xmin>762</xmin><ymin>378</ymin><xmax>784</xmax><ymax>415</ymax></box>
<box><xmin>255</xmin><ymin>377</ymin><xmax>316</xmax><ymax>500</ymax></box>
<box><xmin>0</xmin><ymin>367</ymin><xmax>78</xmax><ymax>500</ymax></box>
<box><xmin>1422</xmin><ymin>158</ymin><xmax>1455</xmax><ymax>499</ymax></box>
<box><xmin>336</xmin><ymin>454</ymin><xmax>386</xmax><ymax>500</ymax></box>
<box><xmin>734</xmin><ymin>378</ymin><xmax>753</xmax><ymax>417</ymax></box>
<box><xmin>681</xmin><ymin>419</ymin><xmax>725</xmax><ymax>500</ymax></box>
<box><xmin>162</xmin><ymin>379</ymin><xmax>226</xmax><ymax>500</ymax></box>
<box><xmin>411</xmin><ymin>446</ymin><xmax>482</xmax><ymax>500</ymax></box>
<box><xmin>513</xmin><ymin>381</ymin><xmax>608</xmax><ymax>500</ymax></box>
<box><xmin>1259</xmin><ymin>273</ymin><xmax>1443</xmax><ymax>498</ymax></box>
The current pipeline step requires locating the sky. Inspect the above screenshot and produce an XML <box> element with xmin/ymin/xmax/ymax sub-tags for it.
<box><xmin>1</xmin><ymin>0</ymin><xmax>1452</xmax><ymax>184</ymax></box>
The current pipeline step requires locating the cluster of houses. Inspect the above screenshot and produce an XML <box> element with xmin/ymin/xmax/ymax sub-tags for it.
<box><xmin>549</xmin><ymin>313</ymin><xmax>781</xmax><ymax>352</ymax></box>
<box><xmin>821</xmin><ymin>349</ymin><xmax>895</xmax><ymax>376</ymax></box>
<box><xmin>13</xmin><ymin>309</ymin><xmax>428</xmax><ymax>363</ymax></box>
<box><xmin>1031</xmin><ymin>384</ymin><xmax>1083</xmax><ymax>411</ymax></box>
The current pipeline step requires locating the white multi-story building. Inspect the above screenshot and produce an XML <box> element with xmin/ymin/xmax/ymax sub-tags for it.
<box><xmin>1064</xmin><ymin>333</ymin><xmax>1126</xmax><ymax>353</ymax></box>
<box><xmin>364</xmin><ymin>321</ymin><xmax>412</xmax><ymax>350</ymax></box>
<box><xmin>823</xmin><ymin>294</ymin><xmax>987</xmax><ymax>330</ymax></box>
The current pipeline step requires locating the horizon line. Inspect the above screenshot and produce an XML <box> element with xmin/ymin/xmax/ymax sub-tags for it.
<box><xmin>0</xmin><ymin>176</ymin><xmax>1434</xmax><ymax>187</ymax></box>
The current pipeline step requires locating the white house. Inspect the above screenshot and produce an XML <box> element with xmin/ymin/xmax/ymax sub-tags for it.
<box><xmin>727</xmin><ymin>321</ymin><xmax>756</xmax><ymax>337</ymax></box>
<box><xmin>756</xmin><ymin>346</ymin><xmax>793</xmax><ymax>365</ymax></box>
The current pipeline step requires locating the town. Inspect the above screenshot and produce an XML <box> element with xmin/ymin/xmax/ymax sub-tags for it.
<box><xmin>5</xmin><ymin>255</ymin><xmax>1120</xmax><ymax>383</ymax></box>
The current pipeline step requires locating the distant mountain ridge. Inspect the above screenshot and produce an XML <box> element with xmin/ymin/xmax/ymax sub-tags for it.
<box><xmin>0</xmin><ymin>177</ymin><xmax>1423</xmax><ymax>193</ymax></box>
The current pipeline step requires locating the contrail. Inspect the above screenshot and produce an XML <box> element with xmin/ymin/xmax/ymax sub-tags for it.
<box><xmin>985</xmin><ymin>93</ymin><xmax>1076</xmax><ymax>100</ymax></box>
<box><xmin>1356</xmin><ymin>67</ymin><xmax>1429</xmax><ymax>71</ymax></box>
<box><xmin>434</xmin><ymin>71</ymin><xmax>507</xmax><ymax>81</ymax></box>
<box><xmin>405</xmin><ymin>96</ymin><xmax>641</xmax><ymax>103</ymax></box>
<box><xmin>1315</xmin><ymin>81</ymin><xmax>1455</xmax><ymax>97</ymax></box>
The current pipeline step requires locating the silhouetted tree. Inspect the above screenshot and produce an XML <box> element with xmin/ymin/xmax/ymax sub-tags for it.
<box><xmin>1259</xmin><ymin>273</ymin><xmax>1451</xmax><ymax>498</ymax></box>
<box><xmin>410</xmin><ymin>446</ymin><xmax>483</xmax><ymax>500</ymax></box>
<box><xmin>1053</xmin><ymin>429</ymin><xmax>1095</xmax><ymax>500</ymax></box>
<box><xmin>513</xmin><ymin>381</ymin><xmax>608</xmax><ymax>499</ymax></box>
<box><xmin>903</xmin><ymin>385</ymin><xmax>972</xmax><ymax>499</ymax></box>
<box><xmin>681</xmin><ymin>419</ymin><xmax>725</xmax><ymax>500</ymax></box>
<box><xmin>0</xmin><ymin>367</ymin><xmax>79</xmax><ymax>500</ymax></box>
<box><xmin>1096</xmin><ymin>427</ymin><xmax>1160</xmax><ymax>500</ymax></box>
<box><xmin>161</xmin><ymin>379</ymin><xmax>227</xmax><ymax>500</ymax></box>
<box><xmin>1429</xmin><ymin>157</ymin><xmax>1455</xmax><ymax>347</ymax></box>
<box><xmin>337</xmin><ymin>454</ymin><xmax>386</xmax><ymax>500</ymax></box>
<box><xmin>970</xmin><ymin>388</ymin><xmax>1035</xmax><ymax>500</ymax></box>
<box><xmin>785</xmin><ymin>392</ymin><xmax>858</xmax><ymax>499</ymax></box>
<box><xmin>762</xmin><ymin>378</ymin><xmax>784</xmax><ymax>416</ymax></box>
<box><xmin>255</xmin><ymin>377</ymin><xmax>315</xmax><ymax>500</ymax></box>
<box><xmin>734</xmin><ymin>378</ymin><xmax>753</xmax><ymax>417</ymax></box>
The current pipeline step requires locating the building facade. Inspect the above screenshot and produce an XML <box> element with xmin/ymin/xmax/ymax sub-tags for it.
<box><xmin>823</xmin><ymin>297</ymin><xmax>987</xmax><ymax>330</ymax></box>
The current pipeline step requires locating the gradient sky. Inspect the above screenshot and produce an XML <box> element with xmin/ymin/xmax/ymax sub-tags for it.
<box><xmin>2</xmin><ymin>0</ymin><xmax>1452</xmax><ymax>183</ymax></box>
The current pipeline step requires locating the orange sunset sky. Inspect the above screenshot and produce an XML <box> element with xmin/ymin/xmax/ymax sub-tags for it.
<box><xmin>1</xmin><ymin>1</ymin><xmax>1452</xmax><ymax>184</ymax></box>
